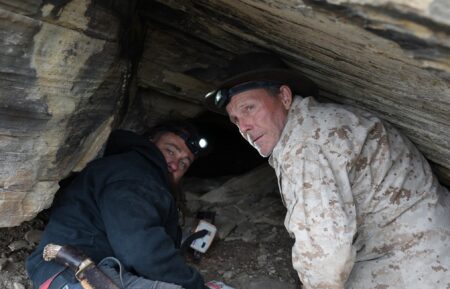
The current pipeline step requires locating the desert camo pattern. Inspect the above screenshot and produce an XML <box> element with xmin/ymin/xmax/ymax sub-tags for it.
<box><xmin>268</xmin><ymin>96</ymin><xmax>450</xmax><ymax>289</ymax></box>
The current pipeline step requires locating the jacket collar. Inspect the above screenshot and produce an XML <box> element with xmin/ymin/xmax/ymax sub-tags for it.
<box><xmin>269</xmin><ymin>96</ymin><xmax>304</xmax><ymax>168</ymax></box>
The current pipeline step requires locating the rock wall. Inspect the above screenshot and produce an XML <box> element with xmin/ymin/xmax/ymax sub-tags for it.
<box><xmin>141</xmin><ymin>0</ymin><xmax>450</xmax><ymax>183</ymax></box>
<box><xmin>0</xmin><ymin>0</ymin><xmax>449</xmax><ymax>227</ymax></box>
<box><xmin>0</xmin><ymin>0</ymin><xmax>126</xmax><ymax>226</ymax></box>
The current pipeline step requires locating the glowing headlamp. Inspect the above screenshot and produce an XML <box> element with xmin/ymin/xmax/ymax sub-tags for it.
<box><xmin>206</xmin><ymin>81</ymin><xmax>282</xmax><ymax>108</ymax></box>
<box><xmin>150</xmin><ymin>123</ymin><xmax>208</xmax><ymax>158</ymax></box>
<box><xmin>182</xmin><ymin>134</ymin><xmax>208</xmax><ymax>157</ymax></box>
<box><xmin>162</xmin><ymin>127</ymin><xmax>208</xmax><ymax>157</ymax></box>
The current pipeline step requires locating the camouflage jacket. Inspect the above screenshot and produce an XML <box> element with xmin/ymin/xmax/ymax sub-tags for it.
<box><xmin>269</xmin><ymin>96</ymin><xmax>450</xmax><ymax>289</ymax></box>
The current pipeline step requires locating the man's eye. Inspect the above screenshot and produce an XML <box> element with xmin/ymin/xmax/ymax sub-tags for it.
<box><xmin>245</xmin><ymin>105</ymin><xmax>254</xmax><ymax>112</ymax></box>
<box><xmin>179</xmin><ymin>160</ymin><xmax>187</xmax><ymax>170</ymax></box>
<box><xmin>167</xmin><ymin>149</ymin><xmax>174</xmax><ymax>156</ymax></box>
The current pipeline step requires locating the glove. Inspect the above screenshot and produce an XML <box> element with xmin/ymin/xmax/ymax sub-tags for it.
<box><xmin>205</xmin><ymin>280</ymin><xmax>236</xmax><ymax>289</ymax></box>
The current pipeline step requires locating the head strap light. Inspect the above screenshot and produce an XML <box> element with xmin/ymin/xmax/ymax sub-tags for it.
<box><xmin>206</xmin><ymin>81</ymin><xmax>282</xmax><ymax>108</ymax></box>
<box><xmin>152</xmin><ymin>126</ymin><xmax>207</xmax><ymax>157</ymax></box>
<box><xmin>175</xmin><ymin>130</ymin><xmax>208</xmax><ymax>157</ymax></box>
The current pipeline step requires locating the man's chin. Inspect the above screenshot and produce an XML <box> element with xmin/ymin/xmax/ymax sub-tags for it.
<box><xmin>259</xmin><ymin>151</ymin><xmax>271</xmax><ymax>158</ymax></box>
<box><xmin>254</xmin><ymin>145</ymin><xmax>271</xmax><ymax>158</ymax></box>
<box><xmin>246</xmin><ymin>137</ymin><xmax>272</xmax><ymax>157</ymax></box>
<box><xmin>169</xmin><ymin>174</ymin><xmax>181</xmax><ymax>187</ymax></box>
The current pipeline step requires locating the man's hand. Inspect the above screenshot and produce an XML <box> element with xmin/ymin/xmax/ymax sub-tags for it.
<box><xmin>205</xmin><ymin>280</ymin><xmax>236</xmax><ymax>289</ymax></box>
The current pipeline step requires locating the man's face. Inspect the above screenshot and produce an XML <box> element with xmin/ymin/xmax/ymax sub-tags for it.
<box><xmin>226</xmin><ymin>86</ymin><xmax>292</xmax><ymax>157</ymax></box>
<box><xmin>154</xmin><ymin>132</ymin><xmax>194</xmax><ymax>184</ymax></box>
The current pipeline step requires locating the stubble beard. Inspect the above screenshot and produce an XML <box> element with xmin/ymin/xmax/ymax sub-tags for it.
<box><xmin>241</xmin><ymin>132</ymin><xmax>270</xmax><ymax>158</ymax></box>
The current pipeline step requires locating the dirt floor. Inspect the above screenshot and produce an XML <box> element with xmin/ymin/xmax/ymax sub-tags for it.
<box><xmin>188</xmin><ymin>227</ymin><xmax>300</xmax><ymax>288</ymax></box>
<box><xmin>0</xmin><ymin>214</ymin><xmax>47</xmax><ymax>289</ymax></box>
<box><xmin>0</xmin><ymin>206</ymin><xmax>299</xmax><ymax>289</ymax></box>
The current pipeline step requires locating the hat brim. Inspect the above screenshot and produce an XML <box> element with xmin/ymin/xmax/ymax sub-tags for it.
<box><xmin>204</xmin><ymin>68</ymin><xmax>318</xmax><ymax>113</ymax></box>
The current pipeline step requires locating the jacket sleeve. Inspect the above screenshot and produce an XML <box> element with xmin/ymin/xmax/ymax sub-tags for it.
<box><xmin>97</xmin><ymin>180</ymin><xmax>206</xmax><ymax>289</ymax></box>
<box><xmin>282</xmin><ymin>144</ymin><xmax>357</xmax><ymax>289</ymax></box>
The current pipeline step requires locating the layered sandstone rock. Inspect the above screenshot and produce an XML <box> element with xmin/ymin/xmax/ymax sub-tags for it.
<box><xmin>0</xmin><ymin>0</ymin><xmax>124</xmax><ymax>226</ymax></box>
<box><xmin>0</xmin><ymin>0</ymin><xmax>449</xmax><ymax>227</ymax></box>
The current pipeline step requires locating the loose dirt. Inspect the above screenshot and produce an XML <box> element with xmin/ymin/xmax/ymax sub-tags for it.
<box><xmin>0</xmin><ymin>211</ymin><xmax>299</xmax><ymax>289</ymax></box>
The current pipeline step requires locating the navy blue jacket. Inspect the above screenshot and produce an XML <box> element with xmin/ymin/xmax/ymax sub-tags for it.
<box><xmin>26</xmin><ymin>130</ymin><xmax>206</xmax><ymax>289</ymax></box>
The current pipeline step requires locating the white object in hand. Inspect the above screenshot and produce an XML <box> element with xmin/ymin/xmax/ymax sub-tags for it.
<box><xmin>190</xmin><ymin>220</ymin><xmax>217</xmax><ymax>253</ymax></box>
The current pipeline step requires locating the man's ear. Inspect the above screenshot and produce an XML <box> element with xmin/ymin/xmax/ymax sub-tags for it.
<box><xmin>278</xmin><ymin>85</ymin><xmax>293</xmax><ymax>110</ymax></box>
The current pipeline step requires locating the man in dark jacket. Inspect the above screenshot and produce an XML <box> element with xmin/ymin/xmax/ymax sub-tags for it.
<box><xmin>26</xmin><ymin>120</ymin><xmax>211</xmax><ymax>289</ymax></box>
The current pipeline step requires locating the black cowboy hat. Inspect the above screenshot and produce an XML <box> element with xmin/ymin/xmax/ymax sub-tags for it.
<box><xmin>205</xmin><ymin>52</ymin><xmax>318</xmax><ymax>109</ymax></box>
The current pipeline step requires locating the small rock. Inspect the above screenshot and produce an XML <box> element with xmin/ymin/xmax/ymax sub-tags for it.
<box><xmin>258</xmin><ymin>255</ymin><xmax>267</xmax><ymax>264</ymax></box>
<box><xmin>8</xmin><ymin>240</ymin><xmax>29</xmax><ymax>252</ymax></box>
<box><xmin>215</xmin><ymin>206</ymin><xmax>243</xmax><ymax>240</ymax></box>
<box><xmin>223</xmin><ymin>271</ymin><xmax>233</xmax><ymax>279</ymax></box>
<box><xmin>33</xmin><ymin>218</ymin><xmax>45</xmax><ymax>228</ymax></box>
<box><xmin>262</xmin><ymin>231</ymin><xmax>277</xmax><ymax>242</ymax></box>
<box><xmin>0</xmin><ymin>258</ymin><xmax>9</xmax><ymax>271</ymax></box>
<box><xmin>257</xmin><ymin>254</ymin><xmax>267</xmax><ymax>266</ymax></box>
<box><xmin>13</xmin><ymin>282</ymin><xmax>25</xmax><ymax>289</ymax></box>
<box><xmin>24</xmin><ymin>229</ymin><xmax>43</xmax><ymax>244</ymax></box>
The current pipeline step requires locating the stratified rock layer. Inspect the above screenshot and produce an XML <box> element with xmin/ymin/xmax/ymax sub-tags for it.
<box><xmin>1</xmin><ymin>0</ymin><xmax>449</xmax><ymax>227</ymax></box>
<box><xmin>0</xmin><ymin>0</ymin><xmax>124</xmax><ymax>226</ymax></box>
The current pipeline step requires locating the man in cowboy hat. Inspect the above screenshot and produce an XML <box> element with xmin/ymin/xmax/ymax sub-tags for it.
<box><xmin>206</xmin><ymin>52</ymin><xmax>450</xmax><ymax>289</ymax></box>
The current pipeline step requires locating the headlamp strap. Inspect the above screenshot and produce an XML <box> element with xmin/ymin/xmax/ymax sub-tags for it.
<box><xmin>210</xmin><ymin>81</ymin><xmax>282</xmax><ymax>108</ymax></box>
<box><xmin>228</xmin><ymin>81</ymin><xmax>282</xmax><ymax>98</ymax></box>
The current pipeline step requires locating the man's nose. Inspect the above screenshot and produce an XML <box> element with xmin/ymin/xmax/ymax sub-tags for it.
<box><xmin>168</xmin><ymin>160</ymin><xmax>178</xmax><ymax>172</ymax></box>
<box><xmin>238</xmin><ymin>118</ymin><xmax>253</xmax><ymax>133</ymax></box>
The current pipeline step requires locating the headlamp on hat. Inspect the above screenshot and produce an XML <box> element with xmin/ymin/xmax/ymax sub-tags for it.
<box><xmin>206</xmin><ymin>81</ymin><xmax>282</xmax><ymax>109</ymax></box>
<box><xmin>204</xmin><ymin>52</ymin><xmax>319</xmax><ymax>111</ymax></box>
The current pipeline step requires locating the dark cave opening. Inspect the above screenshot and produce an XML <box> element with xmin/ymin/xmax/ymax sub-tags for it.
<box><xmin>187</xmin><ymin>111</ymin><xmax>266</xmax><ymax>178</ymax></box>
